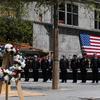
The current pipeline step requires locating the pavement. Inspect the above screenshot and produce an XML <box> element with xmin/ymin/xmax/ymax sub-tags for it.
<box><xmin>1</xmin><ymin>79</ymin><xmax>100</xmax><ymax>100</ymax></box>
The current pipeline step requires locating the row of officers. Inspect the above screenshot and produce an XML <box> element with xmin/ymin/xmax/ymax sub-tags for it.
<box><xmin>24</xmin><ymin>53</ymin><xmax>100</xmax><ymax>83</ymax></box>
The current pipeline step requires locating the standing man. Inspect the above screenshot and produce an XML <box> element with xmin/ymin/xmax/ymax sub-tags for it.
<box><xmin>80</xmin><ymin>53</ymin><xmax>89</xmax><ymax>83</ymax></box>
<box><xmin>24</xmin><ymin>56</ymin><xmax>30</xmax><ymax>81</ymax></box>
<box><xmin>90</xmin><ymin>54</ymin><xmax>99</xmax><ymax>83</ymax></box>
<box><xmin>60</xmin><ymin>55</ymin><xmax>69</xmax><ymax>83</ymax></box>
<box><xmin>71</xmin><ymin>55</ymin><xmax>78</xmax><ymax>83</ymax></box>
<box><xmin>47</xmin><ymin>56</ymin><xmax>53</xmax><ymax>80</ymax></box>
<box><xmin>32</xmin><ymin>55</ymin><xmax>40</xmax><ymax>82</ymax></box>
<box><xmin>41</xmin><ymin>56</ymin><xmax>49</xmax><ymax>82</ymax></box>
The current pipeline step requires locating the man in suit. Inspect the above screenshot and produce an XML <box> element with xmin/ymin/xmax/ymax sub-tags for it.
<box><xmin>32</xmin><ymin>55</ymin><xmax>40</xmax><ymax>82</ymax></box>
<box><xmin>71</xmin><ymin>55</ymin><xmax>78</xmax><ymax>83</ymax></box>
<box><xmin>90</xmin><ymin>53</ymin><xmax>99</xmax><ymax>83</ymax></box>
<box><xmin>60</xmin><ymin>55</ymin><xmax>69</xmax><ymax>83</ymax></box>
<box><xmin>80</xmin><ymin>53</ymin><xmax>89</xmax><ymax>83</ymax></box>
<box><xmin>41</xmin><ymin>56</ymin><xmax>49</xmax><ymax>82</ymax></box>
<box><xmin>24</xmin><ymin>56</ymin><xmax>30</xmax><ymax>81</ymax></box>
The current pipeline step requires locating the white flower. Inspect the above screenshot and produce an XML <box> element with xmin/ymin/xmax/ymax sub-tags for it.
<box><xmin>4</xmin><ymin>69</ymin><xmax>12</xmax><ymax>75</ymax></box>
<box><xmin>0</xmin><ymin>71</ymin><xmax>3</xmax><ymax>78</ymax></box>
<box><xmin>4</xmin><ymin>44</ymin><xmax>16</xmax><ymax>53</ymax></box>
<box><xmin>16</xmin><ymin>66</ymin><xmax>21</xmax><ymax>70</ymax></box>
<box><xmin>21</xmin><ymin>62</ymin><xmax>26</xmax><ymax>68</ymax></box>
<box><xmin>5</xmin><ymin>44</ymin><xmax>13</xmax><ymax>52</ymax></box>
<box><xmin>4</xmin><ymin>75</ymin><xmax>9</xmax><ymax>81</ymax></box>
<box><xmin>5</xmin><ymin>44</ymin><xmax>13</xmax><ymax>49</ymax></box>
<box><xmin>9</xmin><ymin>65</ymin><xmax>16</xmax><ymax>71</ymax></box>
<box><xmin>12</xmin><ymin>48</ymin><xmax>16</xmax><ymax>53</ymax></box>
<box><xmin>14</xmin><ymin>54</ymin><xmax>21</xmax><ymax>63</ymax></box>
<box><xmin>14</xmin><ymin>54</ymin><xmax>26</xmax><ymax>69</ymax></box>
<box><xmin>7</xmin><ymin>48</ymin><xmax>11</xmax><ymax>52</ymax></box>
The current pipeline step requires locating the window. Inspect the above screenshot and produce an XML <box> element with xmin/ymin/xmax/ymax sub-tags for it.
<box><xmin>94</xmin><ymin>10</ymin><xmax>100</xmax><ymax>29</ymax></box>
<box><xmin>67</xmin><ymin>3</ymin><xmax>78</xmax><ymax>26</ymax></box>
<box><xmin>58</xmin><ymin>3</ymin><xmax>65</xmax><ymax>24</ymax></box>
<box><xmin>58</xmin><ymin>3</ymin><xmax>78</xmax><ymax>26</ymax></box>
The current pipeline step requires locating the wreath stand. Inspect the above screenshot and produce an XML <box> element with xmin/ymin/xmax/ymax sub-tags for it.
<box><xmin>0</xmin><ymin>51</ymin><xmax>24</xmax><ymax>100</ymax></box>
<box><xmin>0</xmin><ymin>49</ymin><xmax>45</xmax><ymax>100</ymax></box>
<box><xmin>0</xmin><ymin>80</ymin><xmax>24</xmax><ymax>100</ymax></box>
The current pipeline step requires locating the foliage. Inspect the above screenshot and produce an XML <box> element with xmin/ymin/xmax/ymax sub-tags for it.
<box><xmin>0</xmin><ymin>0</ymin><xmax>33</xmax><ymax>45</ymax></box>
<box><xmin>0</xmin><ymin>17</ymin><xmax>33</xmax><ymax>45</ymax></box>
<box><xmin>0</xmin><ymin>0</ymin><xmax>26</xmax><ymax>18</ymax></box>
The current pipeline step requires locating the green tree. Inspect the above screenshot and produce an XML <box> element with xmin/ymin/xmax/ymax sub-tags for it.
<box><xmin>0</xmin><ymin>0</ymin><xmax>25</xmax><ymax>18</ymax></box>
<box><xmin>0</xmin><ymin>17</ymin><xmax>33</xmax><ymax>45</ymax></box>
<box><xmin>0</xmin><ymin>0</ymin><xmax>33</xmax><ymax>45</ymax></box>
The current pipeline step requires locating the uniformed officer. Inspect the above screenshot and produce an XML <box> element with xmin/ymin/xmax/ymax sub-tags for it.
<box><xmin>71</xmin><ymin>55</ymin><xmax>78</xmax><ymax>83</ymax></box>
<box><xmin>60</xmin><ymin>55</ymin><xmax>69</xmax><ymax>83</ymax></box>
<box><xmin>90</xmin><ymin>53</ymin><xmax>99</xmax><ymax>83</ymax></box>
<box><xmin>32</xmin><ymin>55</ymin><xmax>40</xmax><ymax>82</ymax></box>
<box><xmin>47</xmin><ymin>56</ymin><xmax>53</xmax><ymax>80</ymax></box>
<box><xmin>41</xmin><ymin>56</ymin><xmax>49</xmax><ymax>82</ymax></box>
<box><xmin>80</xmin><ymin>53</ymin><xmax>89</xmax><ymax>83</ymax></box>
<box><xmin>24</xmin><ymin>56</ymin><xmax>30</xmax><ymax>81</ymax></box>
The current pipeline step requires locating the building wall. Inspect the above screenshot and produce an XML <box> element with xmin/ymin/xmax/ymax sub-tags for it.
<box><xmin>25</xmin><ymin>2</ymin><xmax>95</xmax><ymax>29</ymax></box>
<box><xmin>78</xmin><ymin>3</ymin><xmax>94</xmax><ymax>30</ymax></box>
<box><xmin>33</xmin><ymin>23</ymin><xmax>82</xmax><ymax>58</ymax></box>
<box><xmin>23</xmin><ymin>2</ymin><xmax>52</xmax><ymax>23</ymax></box>
<box><xmin>33</xmin><ymin>23</ymin><xmax>49</xmax><ymax>51</ymax></box>
<box><xmin>28</xmin><ymin>2</ymin><xmax>96</xmax><ymax>58</ymax></box>
<box><xmin>58</xmin><ymin>27</ymin><xmax>82</xmax><ymax>58</ymax></box>
<box><xmin>59</xmin><ymin>34</ymin><xmax>81</xmax><ymax>58</ymax></box>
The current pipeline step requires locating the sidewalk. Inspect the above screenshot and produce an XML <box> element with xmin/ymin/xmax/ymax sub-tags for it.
<box><xmin>1</xmin><ymin>79</ymin><xmax>100</xmax><ymax>100</ymax></box>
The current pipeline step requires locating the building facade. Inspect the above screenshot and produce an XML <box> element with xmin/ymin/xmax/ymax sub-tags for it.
<box><xmin>25</xmin><ymin>1</ymin><xmax>100</xmax><ymax>58</ymax></box>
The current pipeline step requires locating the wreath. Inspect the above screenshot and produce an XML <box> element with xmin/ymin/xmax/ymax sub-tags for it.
<box><xmin>0</xmin><ymin>43</ymin><xmax>26</xmax><ymax>83</ymax></box>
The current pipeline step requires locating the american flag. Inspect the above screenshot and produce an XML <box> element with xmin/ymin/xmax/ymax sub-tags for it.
<box><xmin>80</xmin><ymin>33</ymin><xmax>100</xmax><ymax>57</ymax></box>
